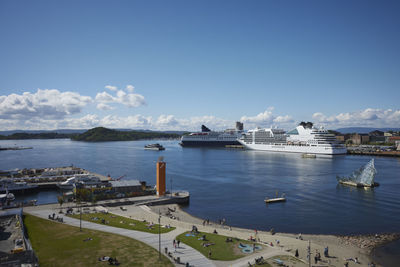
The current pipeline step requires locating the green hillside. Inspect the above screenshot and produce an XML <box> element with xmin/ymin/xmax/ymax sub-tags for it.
<box><xmin>0</xmin><ymin>132</ymin><xmax>72</xmax><ymax>140</ymax></box>
<box><xmin>71</xmin><ymin>127</ymin><xmax>180</xmax><ymax>141</ymax></box>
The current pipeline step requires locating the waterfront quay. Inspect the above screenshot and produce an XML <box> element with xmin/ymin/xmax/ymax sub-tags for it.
<box><xmin>347</xmin><ymin>146</ymin><xmax>400</xmax><ymax>157</ymax></box>
<box><xmin>0</xmin><ymin>166</ymin><xmax>110</xmax><ymax>191</ymax></box>
<box><xmin>1</xmin><ymin>164</ymin><xmax>190</xmax><ymax>207</ymax></box>
<box><xmin>80</xmin><ymin>191</ymin><xmax>190</xmax><ymax>208</ymax></box>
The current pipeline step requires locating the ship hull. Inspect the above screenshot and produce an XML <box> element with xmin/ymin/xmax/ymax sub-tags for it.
<box><xmin>238</xmin><ymin>141</ymin><xmax>347</xmax><ymax>155</ymax></box>
<box><xmin>180</xmin><ymin>140</ymin><xmax>241</xmax><ymax>147</ymax></box>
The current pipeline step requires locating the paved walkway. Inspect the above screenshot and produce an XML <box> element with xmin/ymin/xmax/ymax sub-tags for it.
<box><xmin>25</xmin><ymin>208</ymin><xmax>215</xmax><ymax>267</ymax></box>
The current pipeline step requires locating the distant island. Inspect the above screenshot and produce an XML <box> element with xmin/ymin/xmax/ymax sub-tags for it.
<box><xmin>0</xmin><ymin>132</ymin><xmax>73</xmax><ymax>140</ymax></box>
<box><xmin>0</xmin><ymin>127</ymin><xmax>181</xmax><ymax>142</ymax></box>
<box><xmin>71</xmin><ymin>127</ymin><xmax>180</xmax><ymax>142</ymax></box>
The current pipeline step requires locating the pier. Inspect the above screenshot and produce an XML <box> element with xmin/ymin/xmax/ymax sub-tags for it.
<box><xmin>1</xmin><ymin>164</ymin><xmax>190</xmax><ymax>207</ymax></box>
<box><xmin>0</xmin><ymin>166</ymin><xmax>111</xmax><ymax>194</ymax></box>
<box><xmin>347</xmin><ymin>150</ymin><xmax>400</xmax><ymax>157</ymax></box>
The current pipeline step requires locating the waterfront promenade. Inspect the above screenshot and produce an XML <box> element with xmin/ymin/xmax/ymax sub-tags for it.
<box><xmin>25</xmin><ymin>206</ymin><xmax>214</xmax><ymax>267</ymax></box>
<box><xmin>23</xmin><ymin>203</ymin><xmax>375</xmax><ymax>267</ymax></box>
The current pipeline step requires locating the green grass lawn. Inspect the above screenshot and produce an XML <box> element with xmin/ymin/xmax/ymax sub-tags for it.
<box><xmin>176</xmin><ymin>231</ymin><xmax>262</xmax><ymax>261</ymax></box>
<box><xmin>68</xmin><ymin>212</ymin><xmax>175</xmax><ymax>234</ymax></box>
<box><xmin>24</xmin><ymin>214</ymin><xmax>173</xmax><ymax>267</ymax></box>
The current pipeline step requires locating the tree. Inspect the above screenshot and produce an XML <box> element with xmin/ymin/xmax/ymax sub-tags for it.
<box><xmin>57</xmin><ymin>195</ymin><xmax>64</xmax><ymax>207</ymax></box>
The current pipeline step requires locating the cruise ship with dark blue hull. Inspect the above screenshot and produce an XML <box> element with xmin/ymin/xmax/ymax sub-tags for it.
<box><xmin>179</xmin><ymin>140</ymin><xmax>240</xmax><ymax>147</ymax></box>
<box><xmin>179</xmin><ymin>122</ymin><xmax>243</xmax><ymax>147</ymax></box>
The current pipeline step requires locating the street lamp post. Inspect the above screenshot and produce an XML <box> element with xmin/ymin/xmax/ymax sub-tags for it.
<box><xmin>170</xmin><ymin>176</ymin><xmax>173</xmax><ymax>197</ymax></box>
<box><xmin>79</xmin><ymin>202</ymin><xmax>82</xmax><ymax>231</ymax></box>
<box><xmin>158</xmin><ymin>209</ymin><xmax>161</xmax><ymax>261</ymax></box>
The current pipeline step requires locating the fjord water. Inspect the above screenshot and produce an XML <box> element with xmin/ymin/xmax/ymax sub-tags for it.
<box><xmin>1</xmin><ymin>139</ymin><xmax>400</xmax><ymax>235</ymax></box>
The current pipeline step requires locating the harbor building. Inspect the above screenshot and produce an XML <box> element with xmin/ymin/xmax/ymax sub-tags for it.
<box><xmin>349</xmin><ymin>133</ymin><xmax>370</xmax><ymax>145</ymax></box>
<box><xmin>110</xmin><ymin>180</ymin><xmax>145</xmax><ymax>194</ymax></box>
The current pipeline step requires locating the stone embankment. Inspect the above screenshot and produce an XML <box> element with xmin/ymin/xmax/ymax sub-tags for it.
<box><xmin>347</xmin><ymin>150</ymin><xmax>400</xmax><ymax>157</ymax></box>
<box><xmin>338</xmin><ymin>233</ymin><xmax>400</xmax><ymax>252</ymax></box>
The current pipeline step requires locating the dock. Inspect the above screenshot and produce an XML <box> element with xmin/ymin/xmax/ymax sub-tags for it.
<box><xmin>338</xmin><ymin>180</ymin><xmax>380</xmax><ymax>188</ymax></box>
<box><xmin>0</xmin><ymin>146</ymin><xmax>33</xmax><ymax>151</ymax></box>
<box><xmin>264</xmin><ymin>197</ymin><xmax>286</xmax><ymax>203</ymax></box>
<box><xmin>1</xmin><ymin>166</ymin><xmax>111</xmax><ymax>193</ymax></box>
<box><xmin>225</xmin><ymin>145</ymin><xmax>244</xmax><ymax>149</ymax></box>
<box><xmin>1</xmin><ymin>165</ymin><xmax>190</xmax><ymax>206</ymax></box>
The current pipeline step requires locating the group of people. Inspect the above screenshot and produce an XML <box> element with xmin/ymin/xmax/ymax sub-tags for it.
<box><xmin>314</xmin><ymin>250</ymin><xmax>322</xmax><ymax>264</ymax></box>
<box><xmin>344</xmin><ymin>257</ymin><xmax>359</xmax><ymax>265</ymax></box>
<box><xmin>48</xmin><ymin>213</ymin><xmax>63</xmax><ymax>222</ymax></box>
<box><xmin>98</xmin><ymin>256</ymin><xmax>119</xmax><ymax>265</ymax></box>
<box><xmin>172</xmin><ymin>239</ymin><xmax>181</xmax><ymax>251</ymax></box>
<box><xmin>191</xmin><ymin>225</ymin><xmax>199</xmax><ymax>234</ymax></box>
<box><xmin>202</xmin><ymin>219</ymin><xmax>210</xmax><ymax>226</ymax></box>
<box><xmin>218</xmin><ymin>218</ymin><xmax>226</xmax><ymax>225</ymax></box>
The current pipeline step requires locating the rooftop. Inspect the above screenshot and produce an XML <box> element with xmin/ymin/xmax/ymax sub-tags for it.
<box><xmin>110</xmin><ymin>180</ymin><xmax>141</xmax><ymax>187</ymax></box>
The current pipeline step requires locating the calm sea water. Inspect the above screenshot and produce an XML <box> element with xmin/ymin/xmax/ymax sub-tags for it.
<box><xmin>1</xmin><ymin>139</ymin><xmax>400</xmax><ymax>235</ymax></box>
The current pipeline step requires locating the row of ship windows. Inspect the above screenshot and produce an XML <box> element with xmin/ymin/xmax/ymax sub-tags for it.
<box><xmin>244</xmin><ymin>141</ymin><xmax>339</xmax><ymax>146</ymax></box>
<box><xmin>250</xmin><ymin>143</ymin><xmax>335</xmax><ymax>147</ymax></box>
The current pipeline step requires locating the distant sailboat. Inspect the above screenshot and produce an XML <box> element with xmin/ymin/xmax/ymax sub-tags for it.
<box><xmin>337</xmin><ymin>159</ymin><xmax>379</xmax><ymax>188</ymax></box>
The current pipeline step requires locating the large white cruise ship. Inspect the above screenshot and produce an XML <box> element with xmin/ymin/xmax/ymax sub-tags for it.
<box><xmin>238</xmin><ymin>122</ymin><xmax>347</xmax><ymax>155</ymax></box>
<box><xmin>180</xmin><ymin>122</ymin><xmax>244</xmax><ymax>147</ymax></box>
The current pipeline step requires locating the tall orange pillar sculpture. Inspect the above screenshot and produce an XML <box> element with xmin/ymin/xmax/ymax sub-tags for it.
<box><xmin>156</xmin><ymin>161</ymin><xmax>166</xmax><ymax>196</ymax></box>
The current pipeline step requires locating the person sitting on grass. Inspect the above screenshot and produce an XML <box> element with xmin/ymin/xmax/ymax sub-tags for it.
<box><xmin>98</xmin><ymin>256</ymin><xmax>110</xmax><ymax>261</ymax></box>
<box><xmin>213</xmin><ymin>229</ymin><xmax>218</xmax><ymax>234</ymax></box>
<box><xmin>191</xmin><ymin>225</ymin><xmax>199</xmax><ymax>234</ymax></box>
<box><xmin>202</xmin><ymin>242</ymin><xmax>215</xmax><ymax>247</ymax></box>
<box><xmin>199</xmin><ymin>234</ymin><xmax>207</xmax><ymax>241</ymax></box>
<box><xmin>255</xmin><ymin>256</ymin><xmax>264</xmax><ymax>264</ymax></box>
<box><xmin>107</xmin><ymin>257</ymin><xmax>120</xmax><ymax>265</ymax></box>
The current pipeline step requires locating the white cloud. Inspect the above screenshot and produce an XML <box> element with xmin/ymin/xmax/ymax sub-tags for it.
<box><xmin>99</xmin><ymin>115</ymin><xmax>152</xmax><ymax>129</ymax></box>
<box><xmin>273</xmin><ymin>115</ymin><xmax>294</xmax><ymax>123</ymax></box>
<box><xmin>59</xmin><ymin>114</ymin><xmax>101</xmax><ymax>129</ymax></box>
<box><xmin>126</xmin><ymin>85</ymin><xmax>135</xmax><ymax>93</ymax></box>
<box><xmin>95</xmin><ymin>86</ymin><xmax>146</xmax><ymax>108</ymax></box>
<box><xmin>105</xmin><ymin>85</ymin><xmax>118</xmax><ymax>91</ymax></box>
<box><xmin>312</xmin><ymin>108</ymin><xmax>400</xmax><ymax>128</ymax></box>
<box><xmin>240</xmin><ymin>107</ymin><xmax>294</xmax><ymax>128</ymax></box>
<box><xmin>0</xmin><ymin>89</ymin><xmax>92</xmax><ymax>120</ymax></box>
<box><xmin>95</xmin><ymin>91</ymin><xmax>115</xmax><ymax>103</ymax></box>
<box><xmin>96</xmin><ymin>103</ymin><xmax>114</xmax><ymax>110</ymax></box>
<box><xmin>155</xmin><ymin>115</ymin><xmax>178</xmax><ymax>126</ymax></box>
<box><xmin>240</xmin><ymin>110</ymin><xmax>274</xmax><ymax>124</ymax></box>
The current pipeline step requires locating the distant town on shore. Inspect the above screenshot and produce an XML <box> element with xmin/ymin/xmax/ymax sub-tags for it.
<box><xmin>1</xmin><ymin>126</ymin><xmax>400</xmax><ymax>145</ymax></box>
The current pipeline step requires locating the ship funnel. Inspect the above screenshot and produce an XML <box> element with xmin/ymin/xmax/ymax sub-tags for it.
<box><xmin>201</xmin><ymin>125</ymin><xmax>211</xmax><ymax>132</ymax></box>
<box><xmin>236</xmin><ymin>121</ymin><xmax>244</xmax><ymax>131</ymax></box>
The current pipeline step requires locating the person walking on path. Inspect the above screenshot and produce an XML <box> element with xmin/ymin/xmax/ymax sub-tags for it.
<box><xmin>324</xmin><ymin>246</ymin><xmax>329</xmax><ymax>257</ymax></box>
<box><xmin>177</xmin><ymin>240</ymin><xmax>181</xmax><ymax>248</ymax></box>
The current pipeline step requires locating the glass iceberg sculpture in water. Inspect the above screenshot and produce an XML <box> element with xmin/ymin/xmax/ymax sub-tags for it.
<box><xmin>337</xmin><ymin>159</ymin><xmax>378</xmax><ymax>187</ymax></box>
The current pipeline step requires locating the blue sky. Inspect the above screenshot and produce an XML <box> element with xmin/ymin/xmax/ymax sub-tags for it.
<box><xmin>1</xmin><ymin>0</ymin><xmax>399</xmax><ymax>130</ymax></box>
